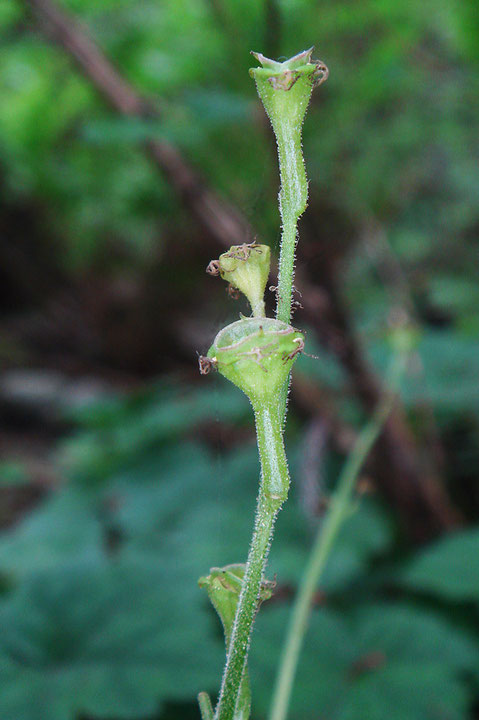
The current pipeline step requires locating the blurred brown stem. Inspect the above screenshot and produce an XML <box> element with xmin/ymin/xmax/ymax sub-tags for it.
<box><xmin>22</xmin><ymin>0</ymin><xmax>252</xmax><ymax>249</ymax></box>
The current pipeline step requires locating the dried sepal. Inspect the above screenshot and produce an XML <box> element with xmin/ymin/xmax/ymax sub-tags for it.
<box><xmin>198</xmin><ymin>355</ymin><xmax>217</xmax><ymax>375</ymax></box>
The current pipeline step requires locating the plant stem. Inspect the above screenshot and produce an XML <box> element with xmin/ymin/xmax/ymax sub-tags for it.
<box><xmin>215</xmin><ymin>398</ymin><xmax>290</xmax><ymax>720</ymax></box>
<box><xmin>275</xmin><ymin>140</ymin><xmax>307</xmax><ymax>326</ymax></box>
<box><xmin>268</xmin><ymin>350</ymin><xmax>406</xmax><ymax>720</ymax></box>
<box><xmin>210</xmin><ymin>51</ymin><xmax>327</xmax><ymax>720</ymax></box>
<box><xmin>271</xmin><ymin>88</ymin><xmax>310</xmax><ymax>414</ymax></box>
<box><xmin>254</xmin><ymin>397</ymin><xmax>291</xmax><ymax>503</ymax></box>
<box><xmin>250</xmin><ymin>58</ymin><xmax>313</xmax><ymax>326</ymax></box>
<box><xmin>274</xmin><ymin>129</ymin><xmax>303</xmax><ymax>418</ymax></box>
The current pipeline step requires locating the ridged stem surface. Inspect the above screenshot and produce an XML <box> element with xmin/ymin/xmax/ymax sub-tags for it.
<box><xmin>215</xmin><ymin>398</ymin><xmax>289</xmax><ymax>720</ymax></box>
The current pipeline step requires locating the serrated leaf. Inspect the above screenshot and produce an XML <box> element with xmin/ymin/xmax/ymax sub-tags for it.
<box><xmin>338</xmin><ymin>664</ymin><xmax>469</xmax><ymax>720</ymax></box>
<box><xmin>59</xmin><ymin>382</ymin><xmax>249</xmax><ymax>486</ymax></box>
<box><xmin>269</xmin><ymin>496</ymin><xmax>392</xmax><ymax>591</ymax></box>
<box><xmin>353</xmin><ymin>604</ymin><xmax>478</xmax><ymax>669</ymax></box>
<box><xmin>249</xmin><ymin>603</ymin><xmax>477</xmax><ymax>719</ymax></box>
<box><xmin>370</xmin><ymin>331</ymin><xmax>479</xmax><ymax>412</ymax></box>
<box><xmin>107</xmin><ymin>442</ymin><xmax>390</xmax><ymax>595</ymax></box>
<box><xmin>0</xmin><ymin>560</ymin><xmax>224</xmax><ymax>720</ymax></box>
<box><xmin>0</xmin><ymin>489</ymin><xmax>103</xmax><ymax>580</ymax></box>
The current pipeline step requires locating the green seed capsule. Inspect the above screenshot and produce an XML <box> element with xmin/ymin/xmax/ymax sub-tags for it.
<box><xmin>206</xmin><ymin>317</ymin><xmax>304</xmax><ymax>404</ymax></box>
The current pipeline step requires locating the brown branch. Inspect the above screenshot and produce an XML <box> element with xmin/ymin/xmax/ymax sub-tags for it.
<box><xmin>22</xmin><ymin>0</ymin><xmax>252</xmax><ymax>248</ymax></box>
<box><xmin>22</xmin><ymin>0</ymin><xmax>460</xmax><ymax>540</ymax></box>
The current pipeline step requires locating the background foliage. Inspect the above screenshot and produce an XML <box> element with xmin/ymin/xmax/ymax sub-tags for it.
<box><xmin>0</xmin><ymin>1</ymin><xmax>478</xmax><ymax>719</ymax></box>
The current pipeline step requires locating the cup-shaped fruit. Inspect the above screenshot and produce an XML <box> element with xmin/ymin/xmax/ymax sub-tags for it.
<box><xmin>249</xmin><ymin>49</ymin><xmax>328</xmax><ymax>222</ymax></box>
<box><xmin>206</xmin><ymin>317</ymin><xmax>304</xmax><ymax>404</ymax></box>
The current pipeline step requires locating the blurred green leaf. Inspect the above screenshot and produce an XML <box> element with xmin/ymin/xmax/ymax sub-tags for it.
<box><xmin>59</xmin><ymin>381</ymin><xmax>250</xmax><ymax>486</ymax></box>
<box><xmin>369</xmin><ymin>330</ymin><xmax>479</xmax><ymax>412</ymax></box>
<box><xmin>401</xmin><ymin>526</ymin><xmax>479</xmax><ymax>601</ymax></box>
<box><xmin>250</xmin><ymin>603</ymin><xmax>478</xmax><ymax>719</ymax></box>
<box><xmin>0</xmin><ymin>490</ymin><xmax>103</xmax><ymax>580</ymax></box>
<box><xmin>0</xmin><ymin>462</ymin><xmax>29</xmax><ymax>486</ymax></box>
<box><xmin>269</xmin><ymin>496</ymin><xmax>392</xmax><ymax>591</ymax></box>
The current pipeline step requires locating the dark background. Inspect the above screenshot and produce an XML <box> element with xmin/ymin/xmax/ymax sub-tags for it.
<box><xmin>1</xmin><ymin>1</ymin><xmax>479</xmax><ymax>719</ymax></box>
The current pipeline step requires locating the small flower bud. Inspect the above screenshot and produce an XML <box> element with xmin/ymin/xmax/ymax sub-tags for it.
<box><xmin>207</xmin><ymin>243</ymin><xmax>271</xmax><ymax>317</ymax></box>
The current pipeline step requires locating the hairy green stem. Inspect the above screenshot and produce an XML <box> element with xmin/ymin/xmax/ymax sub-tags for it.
<box><xmin>252</xmin><ymin>299</ymin><xmax>266</xmax><ymax>318</ymax></box>
<box><xmin>276</xmin><ymin>184</ymin><xmax>306</xmax><ymax>326</ymax></box>
<box><xmin>268</xmin><ymin>350</ymin><xmax>406</xmax><ymax>720</ymax></box>
<box><xmin>254</xmin><ymin>398</ymin><xmax>291</xmax><ymax>502</ymax></box>
<box><xmin>250</xmin><ymin>51</ymin><xmax>321</xmax><ymax>325</ymax></box>
<box><xmin>273</xmin><ymin>103</ymin><xmax>309</xmax><ymax>325</ymax></box>
<box><xmin>274</xmin><ymin>111</ymin><xmax>307</xmax><ymax>417</ymax></box>
<box><xmin>215</xmin><ymin>399</ymin><xmax>289</xmax><ymax>720</ymax></box>
<box><xmin>275</xmin><ymin>144</ymin><xmax>303</xmax><ymax>416</ymax></box>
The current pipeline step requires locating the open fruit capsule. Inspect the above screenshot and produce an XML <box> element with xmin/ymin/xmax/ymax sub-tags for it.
<box><xmin>203</xmin><ymin>317</ymin><xmax>304</xmax><ymax>403</ymax></box>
